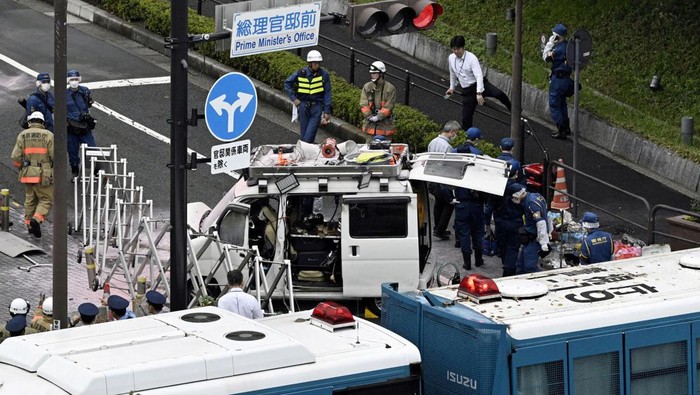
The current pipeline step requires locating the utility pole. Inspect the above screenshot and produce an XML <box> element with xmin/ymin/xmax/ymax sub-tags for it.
<box><xmin>510</xmin><ymin>0</ymin><xmax>523</xmax><ymax>162</ymax></box>
<box><xmin>168</xmin><ymin>0</ymin><xmax>188</xmax><ymax>311</ymax></box>
<box><xmin>53</xmin><ymin>0</ymin><xmax>68</xmax><ymax>329</ymax></box>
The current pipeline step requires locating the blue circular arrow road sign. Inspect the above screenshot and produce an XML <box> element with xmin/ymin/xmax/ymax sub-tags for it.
<box><xmin>205</xmin><ymin>72</ymin><xmax>258</xmax><ymax>142</ymax></box>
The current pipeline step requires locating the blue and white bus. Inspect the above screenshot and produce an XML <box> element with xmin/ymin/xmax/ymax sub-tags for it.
<box><xmin>381</xmin><ymin>247</ymin><xmax>700</xmax><ymax>395</ymax></box>
<box><xmin>0</xmin><ymin>304</ymin><xmax>421</xmax><ymax>394</ymax></box>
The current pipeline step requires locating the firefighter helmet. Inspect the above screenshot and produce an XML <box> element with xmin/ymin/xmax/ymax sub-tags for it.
<box><xmin>9</xmin><ymin>298</ymin><xmax>30</xmax><ymax>315</ymax></box>
<box><xmin>27</xmin><ymin>111</ymin><xmax>45</xmax><ymax>124</ymax></box>
<box><xmin>42</xmin><ymin>297</ymin><xmax>54</xmax><ymax>316</ymax></box>
<box><xmin>306</xmin><ymin>50</ymin><xmax>323</xmax><ymax>62</ymax></box>
<box><xmin>369</xmin><ymin>61</ymin><xmax>386</xmax><ymax>74</ymax></box>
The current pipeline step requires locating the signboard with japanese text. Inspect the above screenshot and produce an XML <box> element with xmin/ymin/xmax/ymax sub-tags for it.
<box><xmin>230</xmin><ymin>2</ymin><xmax>321</xmax><ymax>57</ymax></box>
<box><xmin>211</xmin><ymin>139</ymin><xmax>251</xmax><ymax>174</ymax></box>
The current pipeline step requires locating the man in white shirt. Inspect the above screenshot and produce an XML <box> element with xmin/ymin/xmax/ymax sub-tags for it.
<box><xmin>445</xmin><ymin>35</ymin><xmax>511</xmax><ymax>130</ymax></box>
<box><xmin>217</xmin><ymin>270</ymin><xmax>264</xmax><ymax>319</ymax></box>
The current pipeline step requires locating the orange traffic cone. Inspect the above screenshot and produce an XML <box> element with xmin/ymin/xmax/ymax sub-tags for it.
<box><xmin>550</xmin><ymin>159</ymin><xmax>571</xmax><ymax>210</ymax></box>
<box><xmin>102</xmin><ymin>282</ymin><xmax>111</xmax><ymax>305</ymax></box>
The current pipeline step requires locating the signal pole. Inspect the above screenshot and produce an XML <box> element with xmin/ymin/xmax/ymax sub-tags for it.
<box><xmin>54</xmin><ymin>0</ymin><xmax>68</xmax><ymax>329</ymax></box>
<box><xmin>168</xmin><ymin>0</ymin><xmax>189</xmax><ymax>311</ymax></box>
<box><xmin>511</xmin><ymin>0</ymin><xmax>524</xmax><ymax>162</ymax></box>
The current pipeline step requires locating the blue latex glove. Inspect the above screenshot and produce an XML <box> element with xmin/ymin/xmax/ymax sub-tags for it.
<box><xmin>368</xmin><ymin>115</ymin><xmax>379</xmax><ymax>123</ymax></box>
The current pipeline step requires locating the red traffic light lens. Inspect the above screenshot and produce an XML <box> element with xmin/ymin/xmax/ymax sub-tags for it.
<box><xmin>412</xmin><ymin>3</ymin><xmax>443</xmax><ymax>29</ymax></box>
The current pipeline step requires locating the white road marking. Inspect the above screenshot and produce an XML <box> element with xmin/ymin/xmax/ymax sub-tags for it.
<box><xmin>82</xmin><ymin>76</ymin><xmax>170</xmax><ymax>90</ymax></box>
<box><xmin>0</xmin><ymin>53</ymin><xmax>238</xmax><ymax>179</ymax></box>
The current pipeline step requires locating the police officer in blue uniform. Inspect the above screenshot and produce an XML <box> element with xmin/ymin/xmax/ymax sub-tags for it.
<box><xmin>485</xmin><ymin>165</ymin><xmax>525</xmax><ymax>276</ymax></box>
<box><xmin>453</xmin><ymin>127</ymin><xmax>483</xmax><ymax>155</ymax></box>
<box><xmin>543</xmin><ymin>23</ymin><xmax>574</xmax><ymax>140</ymax></box>
<box><xmin>2</xmin><ymin>316</ymin><xmax>28</xmax><ymax>342</ymax></box>
<box><xmin>145</xmin><ymin>290</ymin><xmax>166</xmax><ymax>315</ymax></box>
<box><xmin>496</xmin><ymin>138</ymin><xmax>523</xmax><ymax>182</ymax></box>
<box><xmin>66</xmin><ymin>69</ymin><xmax>97</xmax><ymax>178</ymax></box>
<box><xmin>284</xmin><ymin>50</ymin><xmax>332</xmax><ymax>143</ymax></box>
<box><xmin>26</xmin><ymin>72</ymin><xmax>55</xmax><ymax>132</ymax></box>
<box><xmin>454</xmin><ymin>185</ymin><xmax>485</xmax><ymax>270</ymax></box>
<box><xmin>107</xmin><ymin>295</ymin><xmax>136</xmax><ymax>320</ymax></box>
<box><xmin>510</xmin><ymin>183</ymin><xmax>550</xmax><ymax>274</ymax></box>
<box><xmin>71</xmin><ymin>302</ymin><xmax>99</xmax><ymax>327</ymax></box>
<box><xmin>579</xmin><ymin>211</ymin><xmax>614</xmax><ymax>264</ymax></box>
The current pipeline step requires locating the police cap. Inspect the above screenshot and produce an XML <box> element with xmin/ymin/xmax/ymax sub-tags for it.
<box><xmin>507</xmin><ymin>182</ymin><xmax>526</xmax><ymax>196</ymax></box>
<box><xmin>552</xmin><ymin>23</ymin><xmax>568</xmax><ymax>37</ymax></box>
<box><xmin>500</xmin><ymin>137</ymin><xmax>515</xmax><ymax>150</ymax></box>
<box><xmin>78</xmin><ymin>302</ymin><xmax>99</xmax><ymax>318</ymax></box>
<box><xmin>107</xmin><ymin>295</ymin><xmax>129</xmax><ymax>311</ymax></box>
<box><xmin>36</xmin><ymin>72</ymin><xmax>51</xmax><ymax>82</ymax></box>
<box><xmin>145</xmin><ymin>290</ymin><xmax>166</xmax><ymax>306</ymax></box>
<box><xmin>6</xmin><ymin>315</ymin><xmax>26</xmax><ymax>335</ymax></box>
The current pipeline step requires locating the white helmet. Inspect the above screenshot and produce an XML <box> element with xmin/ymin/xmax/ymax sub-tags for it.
<box><xmin>306</xmin><ymin>50</ymin><xmax>323</xmax><ymax>62</ymax></box>
<box><xmin>28</xmin><ymin>111</ymin><xmax>45</xmax><ymax>123</ymax></box>
<box><xmin>9</xmin><ymin>298</ymin><xmax>30</xmax><ymax>315</ymax></box>
<box><xmin>42</xmin><ymin>297</ymin><xmax>53</xmax><ymax>316</ymax></box>
<box><xmin>369</xmin><ymin>61</ymin><xmax>386</xmax><ymax>74</ymax></box>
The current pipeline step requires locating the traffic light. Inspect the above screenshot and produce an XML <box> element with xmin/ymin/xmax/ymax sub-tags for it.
<box><xmin>348</xmin><ymin>0</ymin><xmax>443</xmax><ymax>39</ymax></box>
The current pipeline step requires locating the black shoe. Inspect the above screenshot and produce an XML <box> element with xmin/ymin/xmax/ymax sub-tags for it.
<box><xmin>29</xmin><ymin>218</ymin><xmax>41</xmax><ymax>238</ymax></box>
<box><xmin>433</xmin><ymin>232</ymin><xmax>449</xmax><ymax>241</ymax></box>
<box><xmin>462</xmin><ymin>252</ymin><xmax>472</xmax><ymax>270</ymax></box>
<box><xmin>550</xmin><ymin>131</ymin><xmax>567</xmax><ymax>140</ymax></box>
<box><xmin>454</xmin><ymin>240</ymin><xmax>461</xmax><ymax>248</ymax></box>
<box><xmin>474</xmin><ymin>250</ymin><xmax>484</xmax><ymax>267</ymax></box>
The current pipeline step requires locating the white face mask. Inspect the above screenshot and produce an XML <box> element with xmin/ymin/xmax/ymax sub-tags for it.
<box><xmin>40</xmin><ymin>83</ymin><xmax>51</xmax><ymax>92</ymax></box>
<box><xmin>69</xmin><ymin>80</ymin><xmax>79</xmax><ymax>89</ymax></box>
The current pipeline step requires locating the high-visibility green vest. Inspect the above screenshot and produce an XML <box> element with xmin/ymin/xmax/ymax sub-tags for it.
<box><xmin>297</xmin><ymin>74</ymin><xmax>325</xmax><ymax>96</ymax></box>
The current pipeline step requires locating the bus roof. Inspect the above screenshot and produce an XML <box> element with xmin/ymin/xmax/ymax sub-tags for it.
<box><xmin>426</xmin><ymin>248</ymin><xmax>700</xmax><ymax>341</ymax></box>
<box><xmin>0</xmin><ymin>307</ymin><xmax>419</xmax><ymax>395</ymax></box>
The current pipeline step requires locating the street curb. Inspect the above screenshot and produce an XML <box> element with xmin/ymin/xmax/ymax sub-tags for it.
<box><xmin>65</xmin><ymin>0</ymin><xmax>368</xmax><ymax>145</ymax></box>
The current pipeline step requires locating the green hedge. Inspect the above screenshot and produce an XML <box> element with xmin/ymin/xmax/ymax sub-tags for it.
<box><xmin>93</xmin><ymin>0</ymin><xmax>501</xmax><ymax>156</ymax></box>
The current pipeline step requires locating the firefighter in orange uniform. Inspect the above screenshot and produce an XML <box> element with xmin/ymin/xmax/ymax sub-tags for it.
<box><xmin>11</xmin><ymin>111</ymin><xmax>54</xmax><ymax>238</ymax></box>
<box><xmin>360</xmin><ymin>61</ymin><xmax>397</xmax><ymax>138</ymax></box>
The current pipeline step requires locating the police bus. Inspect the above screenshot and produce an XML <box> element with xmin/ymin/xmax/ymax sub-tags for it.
<box><xmin>381</xmin><ymin>247</ymin><xmax>700</xmax><ymax>395</ymax></box>
<box><xmin>0</xmin><ymin>304</ymin><xmax>421</xmax><ymax>394</ymax></box>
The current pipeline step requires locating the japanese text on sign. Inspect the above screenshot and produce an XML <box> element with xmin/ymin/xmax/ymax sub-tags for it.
<box><xmin>230</xmin><ymin>3</ymin><xmax>320</xmax><ymax>58</ymax></box>
<box><xmin>211</xmin><ymin>140</ymin><xmax>251</xmax><ymax>175</ymax></box>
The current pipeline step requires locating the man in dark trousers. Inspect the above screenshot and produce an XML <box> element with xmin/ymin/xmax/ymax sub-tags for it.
<box><xmin>427</xmin><ymin>121</ymin><xmax>459</xmax><ymax>240</ymax></box>
<box><xmin>543</xmin><ymin>23</ymin><xmax>575</xmax><ymax>139</ymax></box>
<box><xmin>284</xmin><ymin>50</ymin><xmax>332</xmax><ymax>143</ymax></box>
<box><xmin>445</xmin><ymin>35</ymin><xmax>511</xmax><ymax>130</ymax></box>
<box><xmin>66</xmin><ymin>69</ymin><xmax>97</xmax><ymax>178</ymax></box>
